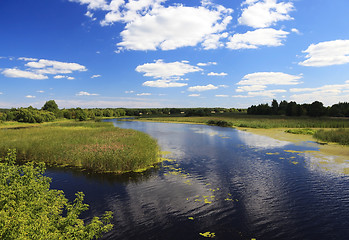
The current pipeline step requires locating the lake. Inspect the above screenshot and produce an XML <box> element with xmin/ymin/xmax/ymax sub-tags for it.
<box><xmin>46</xmin><ymin>120</ymin><xmax>349</xmax><ymax>239</ymax></box>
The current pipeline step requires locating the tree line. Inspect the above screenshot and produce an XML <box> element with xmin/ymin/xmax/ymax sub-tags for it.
<box><xmin>247</xmin><ymin>100</ymin><xmax>349</xmax><ymax>117</ymax></box>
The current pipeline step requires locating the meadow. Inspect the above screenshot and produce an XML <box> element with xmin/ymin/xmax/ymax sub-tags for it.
<box><xmin>137</xmin><ymin>113</ymin><xmax>349</xmax><ymax>145</ymax></box>
<box><xmin>0</xmin><ymin>121</ymin><xmax>160</xmax><ymax>173</ymax></box>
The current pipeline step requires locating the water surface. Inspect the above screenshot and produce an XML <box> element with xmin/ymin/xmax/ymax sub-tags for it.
<box><xmin>47</xmin><ymin>121</ymin><xmax>349</xmax><ymax>239</ymax></box>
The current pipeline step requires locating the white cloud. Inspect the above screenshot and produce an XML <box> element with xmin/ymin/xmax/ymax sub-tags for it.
<box><xmin>26</xmin><ymin>95</ymin><xmax>36</xmax><ymax>98</ymax></box>
<box><xmin>136</xmin><ymin>59</ymin><xmax>201</xmax><ymax>88</ymax></box>
<box><xmin>69</xmin><ymin>0</ymin><xmax>109</xmax><ymax>10</ymax></box>
<box><xmin>237</xmin><ymin>72</ymin><xmax>302</xmax><ymax>86</ymax></box>
<box><xmin>239</xmin><ymin>0</ymin><xmax>295</xmax><ymax>28</ymax></box>
<box><xmin>247</xmin><ymin>89</ymin><xmax>286</xmax><ymax>97</ymax></box>
<box><xmin>136</xmin><ymin>60</ymin><xmax>202</xmax><ymax>79</ymax></box>
<box><xmin>236</xmin><ymin>85</ymin><xmax>267</xmax><ymax>92</ymax></box>
<box><xmin>197</xmin><ymin>62</ymin><xmax>217</xmax><ymax>66</ymax></box>
<box><xmin>76</xmin><ymin>91</ymin><xmax>99</xmax><ymax>96</ymax></box>
<box><xmin>136</xmin><ymin>93</ymin><xmax>152</xmax><ymax>96</ymax></box>
<box><xmin>143</xmin><ymin>80</ymin><xmax>188</xmax><ymax>88</ymax></box>
<box><xmin>227</xmin><ymin>28</ymin><xmax>289</xmax><ymax>49</ymax></box>
<box><xmin>0</xmin><ymin>92</ymin><xmax>3</xmax><ymax>95</ymax></box>
<box><xmin>116</xmin><ymin>4</ymin><xmax>233</xmax><ymax>51</ymax></box>
<box><xmin>291</xmin><ymin>28</ymin><xmax>301</xmax><ymax>34</ymax></box>
<box><xmin>26</xmin><ymin>59</ymin><xmax>87</xmax><ymax>75</ymax></box>
<box><xmin>215</xmin><ymin>95</ymin><xmax>229</xmax><ymax>97</ymax></box>
<box><xmin>207</xmin><ymin>72</ymin><xmax>227</xmax><ymax>76</ymax></box>
<box><xmin>37</xmin><ymin>90</ymin><xmax>44</xmax><ymax>93</ymax></box>
<box><xmin>189</xmin><ymin>94</ymin><xmax>200</xmax><ymax>97</ymax></box>
<box><xmin>2</xmin><ymin>68</ymin><xmax>48</xmax><ymax>80</ymax></box>
<box><xmin>54</xmin><ymin>75</ymin><xmax>75</xmax><ymax>80</ymax></box>
<box><xmin>188</xmin><ymin>84</ymin><xmax>218</xmax><ymax>92</ymax></box>
<box><xmin>125</xmin><ymin>90</ymin><xmax>134</xmax><ymax>94</ymax></box>
<box><xmin>299</xmin><ymin>40</ymin><xmax>349</xmax><ymax>67</ymax></box>
<box><xmin>91</xmin><ymin>74</ymin><xmax>101</xmax><ymax>78</ymax></box>
<box><xmin>18</xmin><ymin>57</ymin><xmax>38</xmax><ymax>61</ymax></box>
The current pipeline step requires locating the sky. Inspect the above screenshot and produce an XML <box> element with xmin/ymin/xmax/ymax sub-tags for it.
<box><xmin>1</xmin><ymin>0</ymin><xmax>349</xmax><ymax>109</ymax></box>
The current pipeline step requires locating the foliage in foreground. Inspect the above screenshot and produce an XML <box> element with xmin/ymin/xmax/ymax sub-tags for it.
<box><xmin>0</xmin><ymin>149</ymin><xmax>113</xmax><ymax>239</ymax></box>
<box><xmin>0</xmin><ymin>121</ymin><xmax>159</xmax><ymax>173</ymax></box>
<box><xmin>314</xmin><ymin>129</ymin><xmax>349</xmax><ymax>145</ymax></box>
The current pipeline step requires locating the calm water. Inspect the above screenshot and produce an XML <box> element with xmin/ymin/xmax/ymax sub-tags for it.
<box><xmin>46</xmin><ymin>120</ymin><xmax>349</xmax><ymax>239</ymax></box>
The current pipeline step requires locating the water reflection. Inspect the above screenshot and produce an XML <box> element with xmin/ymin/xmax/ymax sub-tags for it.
<box><xmin>46</xmin><ymin>120</ymin><xmax>349</xmax><ymax>239</ymax></box>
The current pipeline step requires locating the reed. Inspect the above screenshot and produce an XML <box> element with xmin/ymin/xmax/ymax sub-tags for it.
<box><xmin>0</xmin><ymin>121</ymin><xmax>160</xmax><ymax>173</ymax></box>
<box><xmin>314</xmin><ymin>129</ymin><xmax>349</xmax><ymax>145</ymax></box>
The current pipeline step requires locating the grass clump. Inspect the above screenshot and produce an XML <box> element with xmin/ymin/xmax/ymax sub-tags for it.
<box><xmin>314</xmin><ymin>129</ymin><xmax>349</xmax><ymax>145</ymax></box>
<box><xmin>0</xmin><ymin>121</ymin><xmax>160</xmax><ymax>173</ymax></box>
<box><xmin>207</xmin><ymin>120</ymin><xmax>232</xmax><ymax>127</ymax></box>
<box><xmin>285</xmin><ymin>128</ymin><xmax>316</xmax><ymax>135</ymax></box>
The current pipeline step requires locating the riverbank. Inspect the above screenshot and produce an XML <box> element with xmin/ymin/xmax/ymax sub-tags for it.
<box><xmin>0</xmin><ymin>121</ymin><xmax>161</xmax><ymax>173</ymax></box>
<box><xmin>132</xmin><ymin>116</ymin><xmax>349</xmax><ymax>164</ymax></box>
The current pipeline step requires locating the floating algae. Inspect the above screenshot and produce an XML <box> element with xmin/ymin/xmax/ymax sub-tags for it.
<box><xmin>199</xmin><ymin>232</ymin><xmax>215</xmax><ymax>238</ymax></box>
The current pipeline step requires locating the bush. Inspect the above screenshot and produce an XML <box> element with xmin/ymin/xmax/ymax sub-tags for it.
<box><xmin>207</xmin><ymin>120</ymin><xmax>232</xmax><ymax>127</ymax></box>
<box><xmin>0</xmin><ymin>149</ymin><xmax>113</xmax><ymax>239</ymax></box>
<box><xmin>314</xmin><ymin>129</ymin><xmax>349</xmax><ymax>145</ymax></box>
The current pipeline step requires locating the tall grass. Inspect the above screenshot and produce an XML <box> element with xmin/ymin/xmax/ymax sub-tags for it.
<box><xmin>314</xmin><ymin>129</ymin><xmax>349</xmax><ymax>145</ymax></box>
<box><xmin>140</xmin><ymin>114</ymin><xmax>349</xmax><ymax>129</ymax></box>
<box><xmin>0</xmin><ymin>121</ymin><xmax>160</xmax><ymax>173</ymax></box>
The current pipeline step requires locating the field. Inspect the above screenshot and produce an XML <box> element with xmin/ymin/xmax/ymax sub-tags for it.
<box><xmin>0</xmin><ymin>121</ymin><xmax>160</xmax><ymax>173</ymax></box>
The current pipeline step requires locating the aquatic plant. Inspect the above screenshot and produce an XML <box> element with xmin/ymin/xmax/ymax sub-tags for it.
<box><xmin>0</xmin><ymin>121</ymin><xmax>160</xmax><ymax>173</ymax></box>
<box><xmin>314</xmin><ymin>129</ymin><xmax>349</xmax><ymax>145</ymax></box>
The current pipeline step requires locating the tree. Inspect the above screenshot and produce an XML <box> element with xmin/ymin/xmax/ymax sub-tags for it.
<box><xmin>308</xmin><ymin>101</ymin><xmax>326</xmax><ymax>117</ymax></box>
<box><xmin>271</xmin><ymin>99</ymin><xmax>279</xmax><ymax>115</ymax></box>
<box><xmin>0</xmin><ymin>149</ymin><xmax>113</xmax><ymax>239</ymax></box>
<box><xmin>42</xmin><ymin>100</ymin><xmax>59</xmax><ymax>112</ymax></box>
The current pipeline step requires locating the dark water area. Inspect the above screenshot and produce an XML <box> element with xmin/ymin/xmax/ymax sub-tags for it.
<box><xmin>46</xmin><ymin>120</ymin><xmax>349</xmax><ymax>239</ymax></box>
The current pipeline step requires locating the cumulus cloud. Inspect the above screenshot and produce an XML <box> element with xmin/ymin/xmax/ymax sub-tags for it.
<box><xmin>54</xmin><ymin>75</ymin><xmax>75</xmax><ymax>80</ymax></box>
<box><xmin>247</xmin><ymin>89</ymin><xmax>286</xmax><ymax>97</ymax></box>
<box><xmin>26</xmin><ymin>59</ymin><xmax>87</xmax><ymax>75</ymax></box>
<box><xmin>239</xmin><ymin>0</ymin><xmax>295</xmax><ymax>28</ymax></box>
<box><xmin>237</xmin><ymin>72</ymin><xmax>302</xmax><ymax>86</ymax></box>
<box><xmin>236</xmin><ymin>85</ymin><xmax>267</xmax><ymax>92</ymax></box>
<box><xmin>136</xmin><ymin>93</ymin><xmax>152</xmax><ymax>96</ymax></box>
<box><xmin>227</xmin><ymin>28</ymin><xmax>289</xmax><ymax>49</ymax></box>
<box><xmin>188</xmin><ymin>84</ymin><xmax>218</xmax><ymax>92</ymax></box>
<box><xmin>207</xmin><ymin>72</ymin><xmax>227</xmax><ymax>76</ymax></box>
<box><xmin>189</xmin><ymin>94</ymin><xmax>200</xmax><ymax>97</ymax></box>
<box><xmin>76</xmin><ymin>91</ymin><xmax>99</xmax><ymax>96</ymax></box>
<box><xmin>215</xmin><ymin>94</ymin><xmax>229</xmax><ymax>97</ymax></box>
<box><xmin>136</xmin><ymin>59</ymin><xmax>201</xmax><ymax>88</ymax></box>
<box><xmin>18</xmin><ymin>57</ymin><xmax>38</xmax><ymax>61</ymax></box>
<box><xmin>299</xmin><ymin>40</ymin><xmax>349</xmax><ymax>67</ymax></box>
<box><xmin>91</xmin><ymin>74</ymin><xmax>101</xmax><ymax>78</ymax></box>
<box><xmin>142</xmin><ymin>80</ymin><xmax>188</xmax><ymax>88</ymax></box>
<box><xmin>197</xmin><ymin>62</ymin><xmax>217</xmax><ymax>66</ymax></box>
<box><xmin>25</xmin><ymin>95</ymin><xmax>36</xmax><ymax>98</ymax></box>
<box><xmin>71</xmin><ymin>0</ymin><xmax>233</xmax><ymax>51</ymax></box>
<box><xmin>2</xmin><ymin>68</ymin><xmax>48</xmax><ymax>80</ymax></box>
<box><xmin>37</xmin><ymin>90</ymin><xmax>45</xmax><ymax>93</ymax></box>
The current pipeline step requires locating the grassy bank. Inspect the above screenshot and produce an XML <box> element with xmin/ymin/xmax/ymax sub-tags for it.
<box><xmin>314</xmin><ymin>129</ymin><xmax>349</xmax><ymax>145</ymax></box>
<box><xmin>0</xmin><ymin>121</ymin><xmax>160</xmax><ymax>173</ymax></box>
<box><xmin>137</xmin><ymin>114</ymin><xmax>349</xmax><ymax>129</ymax></box>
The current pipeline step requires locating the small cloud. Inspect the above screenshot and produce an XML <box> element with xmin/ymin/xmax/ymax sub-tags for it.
<box><xmin>125</xmin><ymin>90</ymin><xmax>134</xmax><ymax>94</ymax></box>
<box><xmin>215</xmin><ymin>95</ymin><xmax>229</xmax><ymax>97</ymax></box>
<box><xmin>136</xmin><ymin>93</ymin><xmax>152</xmax><ymax>96</ymax></box>
<box><xmin>67</xmin><ymin>77</ymin><xmax>75</xmax><ymax>80</ymax></box>
<box><xmin>76</xmin><ymin>91</ymin><xmax>99</xmax><ymax>96</ymax></box>
<box><xmin>188</xmin><ymin>84</ymin><xmax>218</xmax><ymax>92</ymax></box>
<box><xmin>26</xmin><ymin>95</ymin><xmax>36</xmax><ymax>98</ymax></box>
<box><xmin>54</xmin><ymin>75</ymin><xmax>74</xmax><ymax>80</ymax></box>
<box><xmin>189</xmin><ymin>94</ymin><xmax>200</xmax><ymax>97</ymax></box>
<box><xmin>291</xmin><ymin>28</ymin><xmax>301</xmax><ymax>35</ymax></box>
<box><xmin>208</xmin><ymin>72</ymin><xmax>227</xmax><ymax>76</ymax></box>
<box><xmin>91</xmin><ymin>74</ymin><xmax>101</xmax><ymax>78</ymax></box>
<box><xmin>197</xmin><ymin>62</ymin><xmax>217</xmax><ymax>66</ymax></box>
<box><xmin>36</xmin><ymin>90</ymin><xmax>44</xmax><ymax>93</ymax></box>
<box><xmin>18</xmin><ymin>57</ymin><xmax>38</xmax><ymax>61</ymax></box>
<box><xmin>143</xmin><ymin>80</ymin><xmax>188</xmax><ymax>88</ymax></box>
<box><xmin>218</xmin><ymin>85</ymin><xmax>229</xmax><ymax>88</ymax></box>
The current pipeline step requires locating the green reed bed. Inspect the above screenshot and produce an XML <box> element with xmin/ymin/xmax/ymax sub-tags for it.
<box><xmin>0</xmin><ymin>121</ymin><xmax>160</xmax><ymax>173</ymax></box>
<box><xmin>140</xmin><ymin>115</ymin><xmax>349</xmax><ymax>129</ymax></box>
<box><xmin>314</xmin><ymin>129</ymin><xmax>349</xmax><ymax>145</ymax></box>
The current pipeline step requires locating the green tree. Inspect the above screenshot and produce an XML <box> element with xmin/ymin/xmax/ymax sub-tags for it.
<box><xmin>0</xmin><ymin>149</ymin><xmax>113</xmax><ymax>239</ymax></box>
<box><xmin>42</xmin><ymin>100</ymin><xmax>59</xmax><ymax>112</ymax></box>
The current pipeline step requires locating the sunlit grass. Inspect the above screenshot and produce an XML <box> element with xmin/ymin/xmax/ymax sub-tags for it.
<box><xmin>0</xmin><ymin>121</ymin><xmax>160</xmax><ymax>173</ymax></box>
<box><xmin>314</xmin><ymin>129</ymin><xmax>349</xmax><ymax>145</ymax></box>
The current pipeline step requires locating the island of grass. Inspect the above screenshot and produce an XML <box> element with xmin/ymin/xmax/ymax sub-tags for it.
<box><xmin>0</xmin><ymin>121</ymin><xmax>160</xmax><ymax>173</ymax></box>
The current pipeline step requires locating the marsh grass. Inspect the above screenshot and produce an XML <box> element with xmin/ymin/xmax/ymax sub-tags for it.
<box><xmin>0</xmin><ymin>121</ymin><xmax>159</xmax><ymax>173</ymax></box>
<box><xmin>314</xmin><ymin>129</ymin><xmax>349</xmax><ymax>145</ymax></box>
<box><xmin>139</xmin><ymin>114</ymin><xmax>349</xmax><ymax>129</ymax></box>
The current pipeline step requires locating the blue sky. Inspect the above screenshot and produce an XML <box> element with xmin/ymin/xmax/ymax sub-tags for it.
<box><xmin>1</xmin><ymin>0</ymin><xmax>349</xmax><ymax>108</ymax></box>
